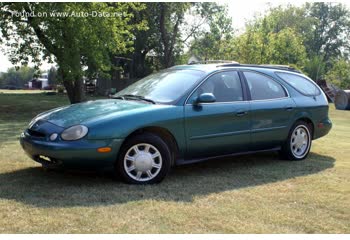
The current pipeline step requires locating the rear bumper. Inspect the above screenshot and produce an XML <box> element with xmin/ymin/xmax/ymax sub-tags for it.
<box><xmin>313</xmin><ymin>117</ymin><xmax>332</xmax><ymax>140</ymax></box>
<box><xmin>20</xmin><ymin>133</ymin><xmax>124</xmax><ymax>170</ymax></box>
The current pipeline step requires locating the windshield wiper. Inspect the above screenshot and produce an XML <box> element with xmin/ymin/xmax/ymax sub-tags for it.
<box><xmin>113</xmin><ymin>94</ymin><xmax>156</xmax><ymax>104</ymax></box>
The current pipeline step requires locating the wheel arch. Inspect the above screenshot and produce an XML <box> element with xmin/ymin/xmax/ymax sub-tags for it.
<box><xmin>121</xmin><ymin>126</ymin><xmax>180</xmax><ymax>166</ymax></box>
<box><xmin>294</xmin><ymin>117</ymin><xmax>314</xmax><ymax>139</ymax></box>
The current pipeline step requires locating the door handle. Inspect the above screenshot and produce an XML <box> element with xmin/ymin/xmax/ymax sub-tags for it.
<box><xmin>285</xmin><ymin>106</ymin><xmax>293</xmax><ymax>111</ymax></box>
<box><xmin>236</xmin><ymin>111</ymin><xmax>248</xmax><ymax>117</ymax></box>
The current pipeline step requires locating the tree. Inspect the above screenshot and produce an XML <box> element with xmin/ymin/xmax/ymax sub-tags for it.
<box><xmin>121</xmin><ymin>2</ymin><xmax>192</xmax><ymax>76</ymax></box>
<box><xmin>125</xmin><ymin>3</ymin><xmax>164</xmax><ymax>78</ymax></box>
<box><xmin>258</xmin><ymin>3</ymin><xmax>350</xmax><ymax>63</ymax></box>
<box><xmin>230</xmin><ymin>26</ymin><xmax>307</xmax><ymax>67</ymax></box>
<box><xmin>259</xmin><ymin>4</ymin><xmax>315</xmax><ymax>37</ymax></box>
<box><xmin>0</xmin><ymin>66</ymin><xmax>35</xmax><ymax>88</ymax></box>
<box><xmin>0</xmin><ymin>2</ymin><xmax>146</xmax><ymax>103</ymax></box>
<box><xmin>304</xmin><ymin>55</ymin><xmax>326</xmax><ymax>80</ymax></box>
<box><xmin>0</xmin><ymin>72</ymin><xmax>3</xmax><ymax>87</ymax></box>
<box><xmin>325</xmin><ymin>59</ymin><xmax>350</xmax><ymax>89</ymax></box>
<box><xmin>260</xmin><ymin>3</ymin><xmax>350</xmax><ymax>79</ymax></box>
<box><xmin>267</xmin><ymin>28</ymin><xmax>307</xmax><ymax>66</ymax></box>
<box><xmin>156</xmin><ymin>3</ymin><xmax>191</xmax><ymax>68</ymax></box>
<box><xmin>305</xmin><ymin>3</ymin><xmax>350</xmax><ymax>64</ymax></box>
<box><xmin>47</xmin><ymin>67</ymin><xmax>57</xmax><ymax>87</ymax></box>
<box><xmin>188</xmin><ymin>3</ymin><xmax>233</xmax><ymax>61</ymax></box>
<box><xmin>126</xmin><ymin>2</ymin><xmax>232</xmax><ymax>77</ymax></box>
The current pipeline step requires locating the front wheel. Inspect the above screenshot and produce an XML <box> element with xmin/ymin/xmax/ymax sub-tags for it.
<box><xmin>115</xmin><ymin>133</ymin><xmax>172</xmax><ymax>184</ymax></box>
<box><xmin>280</xmin><ymin>121</ymin><xmax>312</xmax><ymax>161</ymax></box>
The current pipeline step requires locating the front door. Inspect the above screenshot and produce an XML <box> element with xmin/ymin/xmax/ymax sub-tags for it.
<box><xmin>184</xmin><ymin>71</ymin><xmax>251</xmax><ymax>159</ymax></box>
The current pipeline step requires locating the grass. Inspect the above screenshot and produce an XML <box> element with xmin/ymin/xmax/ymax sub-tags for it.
<box><xmin>0</xmin><ymin>91</ymin><xmax>349</xmax><ymax>233</ymax></box>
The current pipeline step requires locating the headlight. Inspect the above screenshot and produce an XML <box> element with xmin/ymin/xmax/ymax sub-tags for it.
<box><xmin>61</xmin><ymin>125</ymin><xmax>88</xmax><ymax>141</ymax></box>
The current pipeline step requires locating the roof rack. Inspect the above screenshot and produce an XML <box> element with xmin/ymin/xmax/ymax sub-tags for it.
<box><xmin>260</xmin><ymin>64</ymin><xmax>299</xmax><ymax>72</ymax></box>
<box><xmin>217</xmin><ymin>63</ymin><xmax>301</xmax><ymax>73</ymax></box>
<box><xmin>188</xmin><ymin>60</ymin><xmax>239</xmax><ymax>65</ymax></box>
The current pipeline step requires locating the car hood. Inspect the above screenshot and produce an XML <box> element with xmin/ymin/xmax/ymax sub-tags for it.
<box><xmin>36</xmin><ymin>99</ymin><xmax>157</xmax><ymax>128</ymax></box>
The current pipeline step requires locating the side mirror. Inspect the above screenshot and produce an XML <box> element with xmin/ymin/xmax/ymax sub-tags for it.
<box><xmin>195</xmin><ymin>93</ymin><xmax>216</xmax><ymax>104</ymax></box>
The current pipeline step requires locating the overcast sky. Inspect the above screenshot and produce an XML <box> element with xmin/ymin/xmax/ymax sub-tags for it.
<box><xmin>0</xmin><ymin>1</ymin><xmax>348</xmax><ymax>72</ymax></box>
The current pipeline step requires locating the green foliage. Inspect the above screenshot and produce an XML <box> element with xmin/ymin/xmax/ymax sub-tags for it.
<box><xmin>248</xmin><ymin>3</ymin><xmax>350</xmax><ymax>64</ymax></box>
<box><xmin>47</xmin><ymin>67</ymin><xmax>57</xmax><ymax>86</ymax></box>
<box><xmin>155</xmin><ymin>2</ymin><xmax>192</xmax><ymax>68</ymax></box>
<box><xmin>127</xmin><ymin>2</ymin><xmax>233</xmax><ymax>76</ymax></box>
<box><xmin>0</xmin><ymin>2</ymin><xmax>146</xmax><ymax>103</ymax></box>
<box><xmin>188</xmin><ymin>2</ymin><xmax>349</xmax><ymax>79</ymax></box>
<box><xmin>56</xmin><ymin>85</ymin><xmax>65</xmax><ymax>93</ymax></box>
<box><xmin>305</xmin><ymin>3</ymin><xmax>350</xmax><ymax>63</ymax></box>
<box><xmin>0</xmin><ymin>66</ymin><xmax>35</xmax><ymax>88</ymax></box>
<box><xmin>189</xmin><ymin>3</ymin><xmax>233</xmax><ymax>62</ymax></box>
<box><xmin>325</xmin><ymin>59</ymin><xmax>350</xmax><ymax>89</ymax></box>
<box><xmin>231</xmin><ymin>27</ymin><xmax>307</xmax><ymax>66</ymax></box>
<box><xmin>262</xmin><ymin>4</ymin><xmax>315</xmax><ymax>35</ymax></box>
<box><xmin>261</xmin><ymin>3</ymin><xmax>350</xmax><ymax>76</ymax></box>
<box><xmin>1</xmin><ymin>2</ymin><xmax>349</xmax><ymax>99</ymax></box>
<box><xmin>267</xmin><ymin>28</ymin><xmax>307</xmax><ymax>65</ymax></box>
<box><xmin>303</xmin><ymin>55</ymin><xmax>326</xmax><ymax>80</ymax></box>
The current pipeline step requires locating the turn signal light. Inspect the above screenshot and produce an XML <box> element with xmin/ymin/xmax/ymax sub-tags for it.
<box><xmin>97</xmin><ymin>147</ymin><xmax>112</xmax><ymax>153</ymax></box>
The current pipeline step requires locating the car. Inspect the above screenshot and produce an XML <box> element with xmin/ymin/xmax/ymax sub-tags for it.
<box><xmin>20</xmin><ymin>62</ymin><xmax>332</xmax><ymax>184</ymax></box>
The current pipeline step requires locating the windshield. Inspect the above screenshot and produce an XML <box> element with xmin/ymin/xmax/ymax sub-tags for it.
<box><xmin>114</xmin><ymin>69</ymin><xmax>205</xmax><ymax>104</ymax></box>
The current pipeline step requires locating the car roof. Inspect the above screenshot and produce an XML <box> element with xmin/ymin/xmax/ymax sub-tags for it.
<box><xmin>170</xmin><ymin>63</ymin><xmax>302</xmax><ymax>75</ymax></box>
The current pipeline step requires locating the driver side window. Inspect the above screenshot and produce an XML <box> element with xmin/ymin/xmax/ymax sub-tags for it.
<box><xmin>188</xmin><ymin>71</ymin><xmax>243</xmax><ymax>104</ymax></box>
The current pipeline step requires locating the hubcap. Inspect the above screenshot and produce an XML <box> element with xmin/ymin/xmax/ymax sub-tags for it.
<box><xmin>123</xmin><ymin>143</ymin><xmax>162</xmax><ymax>182</ymax></box>
<box><xmin>290</xmin><ymin>125</ymin><xmax>310</xmax><ymax>158</ymax></box>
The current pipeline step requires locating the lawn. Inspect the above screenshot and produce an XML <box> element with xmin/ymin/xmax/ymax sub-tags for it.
<box><xmin>0</xmin><ymin>91</ymin><xmax>349</xmax><ymax>233</ymax></box>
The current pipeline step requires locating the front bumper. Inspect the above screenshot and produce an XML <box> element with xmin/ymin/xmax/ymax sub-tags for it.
<box><xmin>20</xmin><ymin>132</ymin><xmax>124</xmax><ymax>170</ymax></box>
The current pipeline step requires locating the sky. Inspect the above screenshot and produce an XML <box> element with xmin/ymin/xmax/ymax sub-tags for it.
<box><xmin>0</xmin><ymin>1</ymin><xmax>348</xmax><ymax>72</ymax></box>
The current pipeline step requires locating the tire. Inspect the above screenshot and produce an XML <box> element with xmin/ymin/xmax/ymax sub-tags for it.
<box><xmin>280</xmin><ymin>120</ymin><xmax>312</xmax><ymax>161</ymax></box>
<box><xmin>115</xmin><ymin>133</ymin><xmax>172</xmax><ymax>184</ymax></box>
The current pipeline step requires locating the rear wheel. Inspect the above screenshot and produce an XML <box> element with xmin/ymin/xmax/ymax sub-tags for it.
<box><xmin>116</xmin><ymin>133</ymin><xmax>172</xmax><ymax>184</ymax></box>
<box><xmin>280</xmin><ymin>121</ymin><xmax>312</xmax><ymax>161</ymax></box>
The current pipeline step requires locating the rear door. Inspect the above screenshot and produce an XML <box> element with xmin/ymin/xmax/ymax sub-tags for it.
<box><xmin>242</xmin><ymin>71</ymin><xmax>296</xmax><ymax>150</ymax></box>
<box><xmin>184</xmin><ymin>70</ymin><xmax>251</xmax><ymax>159</ymax></box>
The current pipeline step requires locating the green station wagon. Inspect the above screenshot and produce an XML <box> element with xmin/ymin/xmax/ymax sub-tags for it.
<box><xmin>20</xmin><ymin>63</ymin><xmax>332</xmax><ymax>184</ymax></box>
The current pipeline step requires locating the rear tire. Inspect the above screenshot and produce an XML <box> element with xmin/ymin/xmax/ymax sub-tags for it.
<box><xmin>115</xmin><ymin>133</ymin><xmax>172</xmax><ymax>184</ymax></box>
<box><xmin>280</xmin><ymin>121</ymin><xmax>312</xmax><ymax>161</ymax></box>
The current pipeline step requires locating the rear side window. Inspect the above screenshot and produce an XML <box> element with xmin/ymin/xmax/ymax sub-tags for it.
<box><xmin>276</xmin><ymin>72</ymin><xmax>320</xmax><ymax>96</ymax></box>
<box><xmin>243</xmin><ymin>71</ymin><xmax>287</xmax><ymax>100</ymax></box>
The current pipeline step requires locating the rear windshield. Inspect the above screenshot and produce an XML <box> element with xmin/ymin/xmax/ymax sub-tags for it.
<box><xmin>275</xmin><ymin>72</ymin><xmax>320</xmax><ymax>96</ymax></box>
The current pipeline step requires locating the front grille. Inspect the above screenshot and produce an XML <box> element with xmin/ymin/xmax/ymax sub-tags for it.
<box><xmin>27</xmin><ymin>129</ymin><xmax>46</xmax><ymax>138</ymax></box>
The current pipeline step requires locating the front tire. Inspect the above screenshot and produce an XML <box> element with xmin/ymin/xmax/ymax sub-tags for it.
<box><xmin>280</xmin><ymin>121</ymin><xmax>312</xmax><ymax>161</ymax></box>
<box><xmin>116</xmin><ymin>133</ymin><xmax>172</xmax><ymax>184</ymax></box>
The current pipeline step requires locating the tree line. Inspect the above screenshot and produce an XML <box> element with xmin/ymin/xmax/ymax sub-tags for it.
<box><xmin>0</xmin><ymin>66</ymin><xmax>57</xmax><ymax>89</ymax></box>
<box><xmin>193</xmin><ymin>3</ymin><xmax>350</xmax><ymax>87</ymax></box>
<box><xmin>0</xmin><ymin>2</ymin><xmax>349</xmax><ymax>103</ymax></box>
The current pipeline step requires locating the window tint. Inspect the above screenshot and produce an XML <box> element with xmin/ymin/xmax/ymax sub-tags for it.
<box><xmin>188</xmin><ymin>71</ymin><xmax>243</xmax><ymax>103</ymax></box>
<box><xmin>276</xmin><ymin>72</ymin><xmax>320</xmax><ymax>96</ymax></box>
<box><xmin>244</xmin><ymin>71</ymin><xmax>287</xmax><ymax>100</ymax></box>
